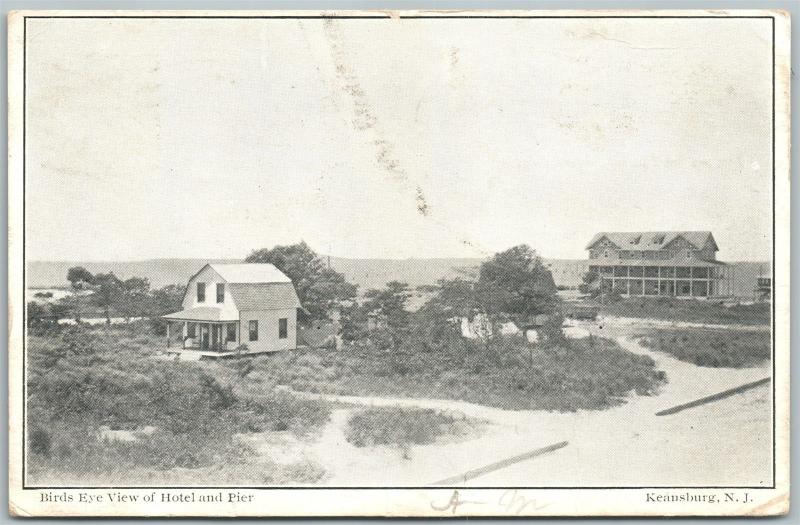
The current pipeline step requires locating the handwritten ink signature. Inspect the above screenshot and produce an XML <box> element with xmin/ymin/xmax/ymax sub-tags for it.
<box><xmin>430</xmin><ymin>490</ymin><xmax>484</xmax><ymax>514</ymax></box>
<box><xmin>498</xmin><ymin>489</ymin><xmax>550</xmax><ymax>514</ymax></box>
<box><xmin>430</xmin><ymin>489</ymin><xmax>549</xmax><ymax>515</ymax></box>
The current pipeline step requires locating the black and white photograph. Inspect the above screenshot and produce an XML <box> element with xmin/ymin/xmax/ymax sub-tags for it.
<box><xmin>6</xmin><ymin>9</ymin><xmax>790</xmax><ymax>517</ymax></box>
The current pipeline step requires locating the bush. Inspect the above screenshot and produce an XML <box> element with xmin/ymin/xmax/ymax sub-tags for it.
<box><xmin>345</xmin><ymin>407</ymin><xmax>466</xmax><ymax>448</ymax></box>
<box><xmin>638</xmin><ymin>328</ymin><xmax>769</xmax><ymax>368</ymax></box>
<box><xmin>602</xmin><ymin>298</ymin><xmax>770</xmax><ymax>325</ymax></box>
<box><xmin>26</xmin><ymin>328</ymin><xmax>333</xmax><ymax>485</ymax></box>
<box><xmin>29</xmin><ymin>428</ymin><xmax>52</xmax><ymax>456</ymax></box>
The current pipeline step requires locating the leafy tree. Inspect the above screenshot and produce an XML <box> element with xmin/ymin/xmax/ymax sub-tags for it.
<box><xmin>148</xmin><ymin>284</ymin><xmax>185</xmax><ymax>335</ymax></box>
<box><xmin>363</xmin><ymin>281</ymin><xmax>411</xmax><ymax>351</ymax></box>
<box><xmin>477</xmin><ymin>244</ymin><xmax>558</xmax><ymax>325</ymax></box>
<box><xmin>422</xmin><ymin>278</ymin><xmax>481</xmax><ymax>320</ymax></box>
<box><xmin>245</xmin><ymin>242</ymin><xmax>357</xmax><ymax>323</ymax></box>
<box><xmin>117</xmin><ymin>276</ymin><xmax>151</xmax><ymax>320</ymax></box>
<box><xmin>66</xmin><ymin>266</ymin><xmax>94</xmax><ymax>290</ymax></box>
<box><xmin>91</xmin><ymin>272</ymin><xmax>124</xmax><ymax>324</ymax></box>
<box><xmin>338</xmin><ymin>303</ymin><xmax>370</xmax><ymax>344</ymax></box>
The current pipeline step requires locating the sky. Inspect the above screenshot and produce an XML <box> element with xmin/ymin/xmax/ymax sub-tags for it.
<box><xmin>25</xmin><ymin>16</ymin><xmax>773</xmax><ymax>262</ymax></box>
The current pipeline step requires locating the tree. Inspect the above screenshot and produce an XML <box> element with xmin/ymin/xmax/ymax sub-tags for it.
<box><xmin>245</xmin><ymin>242</ymin><xmax>357</xmax><ymax>323</ymax></box>
<box><xmin>148</xmin><ymin>284</ymin><xmax>185</xmax><ymax>335</ymax></box>
<box><xmin>422</xmin><ymin>278</ymin><xmax>480</xmax><ymax>320</ymax></box>
<box><xmin>362</xmin><ymin>281</ymin><xmax>411</xmax><ymax>351</ymax></box>
<box><xmin>90</xmin><ymin>272</ymin><xmax>124</xmax><ymax>324</ymax></box>
<box><xmin>117</xmin><ymin>276</ymin><xmax>151</xmax><ymax>320</ymax></box>
<box><xmin>66</xmin><ymin>266</ymin><xmax>94</xmax><ymax>290</ymax></box>
<box><xmin>338</xmin><ymin>303</ymin><xmax>370</xmax><ymax>344</ymax></box>
<box><xmin>477</xmin><ymin>244</ymin><xmax>558</xmax><ymax>325</ymax></box>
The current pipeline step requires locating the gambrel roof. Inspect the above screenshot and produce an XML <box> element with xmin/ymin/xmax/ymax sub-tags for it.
<box><xmin>166</xmin><ymin>263</ymin><xmax>302</xmax><ymax>320</ymax></box>
<box><xmin>585</xmin><ymin>231</ymin><xmax>718</xmax><ymax>251</ymax></box>
<box><xmin>228</xmin><ymin>283</ymin><xmax>302</xmax><ymax>311</ymax></box>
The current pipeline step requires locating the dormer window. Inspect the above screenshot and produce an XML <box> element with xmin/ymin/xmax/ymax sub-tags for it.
<box><xmin>197</xmin><ymin>282</ymin><xmax>206</xmax><ymax>302</ymax></box>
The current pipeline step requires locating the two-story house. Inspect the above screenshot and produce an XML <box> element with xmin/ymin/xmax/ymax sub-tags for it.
<box><xmin>162</xmin><ymin>263</ymin><xmax>301</xmax><ymax>354</ymax></box>
<box><xmin>586</xmin><ymin>231</ymin><xmax>732</xmax><ymax>298</ymax></box>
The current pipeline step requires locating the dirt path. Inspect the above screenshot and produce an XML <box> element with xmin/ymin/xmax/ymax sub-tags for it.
<box><xmin>271</xmin><ymin>326</ymin><xmax>772</xmax><ymax>487</ymax></box>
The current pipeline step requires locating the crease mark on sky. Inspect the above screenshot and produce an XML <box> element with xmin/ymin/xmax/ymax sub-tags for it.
<box><xmin>321</xmin><ymin>19</ymin><xmax>490</xmax><ymax>256</ymax></box>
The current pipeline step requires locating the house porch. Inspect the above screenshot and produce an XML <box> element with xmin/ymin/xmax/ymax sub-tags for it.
<box><xmin>165</xmin><ymin>319</ymin><xmax>240</xmax><ymax>353</ymax></box>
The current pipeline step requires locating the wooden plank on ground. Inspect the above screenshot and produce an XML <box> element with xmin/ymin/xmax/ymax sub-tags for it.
<box><xmin>655</xmin><ymin>377</ymin><xmax>770</xmax><ymax>416</ymax></box>
<box><xmin>430</xmin><ymin>441</ymin><xmax>568</xmax><ymax>486</ymax></box>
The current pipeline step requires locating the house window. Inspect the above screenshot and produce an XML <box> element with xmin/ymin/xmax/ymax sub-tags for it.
<box><xmin>197</xmin><ymin>282</ymin><xmax>206</xmax><ymax>302</ymax></box>
<box><xmin>187</xmin><ymin>323</ymin><xmax>196</xmax><ymax>338</ymax></box>
<box><xmin>603</xmin><ymin>250</ymin><xmax>609</xmax><ymax>258</ymax></box>
<box><xmin>226</xmin><ymin>324</ymin><xmax>236</xmax><ymax>342</ymax></box>
<box><xmin>278</xmin><ymin>318</ymin><xmax>288</xmax><ymax>339</ymax></box>
<box><xmin>249</xmin><ymin>320</ymin><xmax>258</xmax><ymax>341</ymax></box>
<box><xmin>216</xmin><ymin>283</ymin><xmax>225</xmax><ymax>303</ymax></box>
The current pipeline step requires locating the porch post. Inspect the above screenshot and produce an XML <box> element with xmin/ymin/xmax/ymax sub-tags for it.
<box><xmin>166</xmin><ymin>321</ymin><xmax>170</xmax><ymax>348</ymax></box>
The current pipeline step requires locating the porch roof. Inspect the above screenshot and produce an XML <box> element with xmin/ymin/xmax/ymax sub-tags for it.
<box><xmin>162</xmin><ymin>307</ymin><xmax>238</xmax><ymax>322</ymax></box>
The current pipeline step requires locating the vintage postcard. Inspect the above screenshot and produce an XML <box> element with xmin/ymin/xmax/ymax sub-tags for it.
<box><xmin>7</xmin><ymin>9</ymin><xmax>790</xmax><ymax>517</ymax></box>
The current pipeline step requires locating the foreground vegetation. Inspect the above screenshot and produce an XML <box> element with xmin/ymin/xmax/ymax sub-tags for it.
<box><xmin>345</xmin><ymin>407</ymin><xmax>479</xmax><ymax>457</ymax></box>
<box><xmin>27</xmin><ymin>324</ymin><xmax>331</xmax><ymax>485</ymax></box>
<box><xmin>599</xmin><ymin>297</ymin><xmax>770</xmax><ymax>326</ymax></box>
<box><xmin>636</xmin><ymin>328</ymin><xmax>770</xmax><ymax>368</ymax></box>
<box><xmin>240</xmin><ymin>334</ymin><xmax>666</xmax><ymax>412</ymax></box>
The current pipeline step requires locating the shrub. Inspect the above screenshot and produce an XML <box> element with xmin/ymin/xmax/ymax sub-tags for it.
<box><xmin>345</xmin><ymin>407</ymin><xmax>464</xmax><ymax>448</ymax></box>
<box><xmin>638</xmin><ymin>328</ymin><xmax>770</xmax><ymax>368</ymax></box>
<box><xmin>26</xmin><ymin>327</ymin><xmax>333</xmax><ymax>485</ymax></box>
<box><xmin>29</xmin><ymin>428</ymin><xmax>52</xmax><ymax>456</ymax></box>
<box><xmin>602</xmin><ymin>298</ymin><xmax>770</xmax><ymax>325</ymax></box>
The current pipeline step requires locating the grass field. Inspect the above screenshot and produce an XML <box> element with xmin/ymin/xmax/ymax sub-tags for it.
<box><xmin>600</xmin><ymin>297</ymin><xmax>770</xmax><ymax>326</ymax></box>
<box><xmin>636</xmin><ymin>328</ymin><xmax>770</xmax><ymax>368</ymax></box>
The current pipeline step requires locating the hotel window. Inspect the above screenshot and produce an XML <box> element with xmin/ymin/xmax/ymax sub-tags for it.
<box><xmin>196</xmin><ymin>282</ymin><xmax>206</xmax><ymax>302</ymax></box>
<box><xmin>226</xmin><ymin>324</ymin><xmax>236</xmax><ymax>342</ymax></box>
<box><xmin>278</xmin><ymin>318</ymin><xmax>288</xmax><ymax>339</ymax></box>
<box><xmin>216</xmin><ymin>283</ymin><xmax>225</xmax><ymax>303</ymax></box>
<box><xmin>249</xmin><ymin>320</ymin><xmax>258</xmax><ymax>341</ymax></box>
